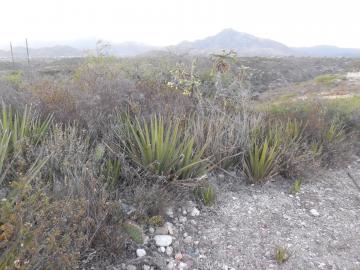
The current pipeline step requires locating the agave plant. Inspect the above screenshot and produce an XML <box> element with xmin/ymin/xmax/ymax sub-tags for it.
<box><xmin>122</xmin><ymin>115</ymin><xmax>207</xmax><ymax>180</ymax></box>
<box><xmin>1</xmin><ymin>103</ymin><xmax>53</xmax><ymax>154</ymax></box>
<box><xmin>244</xmin><ymin>135</ymin><xmax>281</xmax><ymax>182</ymax></box>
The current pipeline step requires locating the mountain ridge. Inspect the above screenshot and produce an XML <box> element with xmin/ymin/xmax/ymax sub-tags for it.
<box><xmin>1</xmin><ymin>29</ymin><xmax>360</xmax><ymax>59</ymax></box>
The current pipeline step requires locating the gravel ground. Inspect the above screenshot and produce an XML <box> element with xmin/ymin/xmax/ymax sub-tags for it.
<box><xmin>185</xmin><ymin>161</ymin><xmax>360</xmax><ymax>270</ymax></box>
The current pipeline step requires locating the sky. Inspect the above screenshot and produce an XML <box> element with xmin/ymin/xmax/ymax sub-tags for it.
<box><xmin>1</xmin><ymin>0</ymin><xmax>360</xmax><ymax>49</ymax></box>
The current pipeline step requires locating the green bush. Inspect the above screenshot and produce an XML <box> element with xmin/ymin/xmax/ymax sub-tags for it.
<box><xmin>244</xmin><ymin>137</ymin><xmax>281</xmax><ymax>182</ymax></box>
<box><xmin>120</xmin><ymin>115</ymin><xmax>208</xmax><ymax>180</ymax></box>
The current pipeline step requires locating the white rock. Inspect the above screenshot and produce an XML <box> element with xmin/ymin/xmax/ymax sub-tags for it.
<box><xmin>154</xmin><ymin>235</ymin><xmax>173</xmax><ymax>247</ymax></box>
<box><xmin>126</xmin><ymin>265</ymin><xmax>137</xmax><ymax>270</ymax></box>
<box><xmin>166</xmin><ymin>207</ymin><xmax>174</xmax><ymax>218</ymax></box>
<box><xmin>182</xmin><ymin>210</ymin><xmax>187</xmax><ymax>215</ymax></box>
<box><xmin>149</xmin><ymin>227</ymin><xmax>155</xmax><ymax>234</ymax></box>
<box><xmin>143</xmin><ymin>265</ymin><xmax>150</xmax><ymax>270</ymax></box>
<box><xmin>310</xmin><ymin>209</ymin><xmax>320</xmax><ymax>217</ymax></box>
<box><xmin>136</xmin><ymin>248</ymin><xmax>146</xmax><ymax>257</ymax></box>
<box><xmin>179</xmin><ymin>262</ymin><xmax>188</xmax><ymax>270</ymax></box>
<box><xmin>165</xmin><ymin>246</ymin><xmax>173</xmax><ymax>256</ymax></box>
<box><xmin>159</xmin><ymin>246</ymin><xmax>166</xmax><ymax>252</ymax></box>
<box><xmin>167</xmin><ymin>261</ymin><xmax>175</xmax><ymax>270</ymax></box>
<box><xmin>190</xmin><ymin>207</ymin><xmax>200</xmax><ymax>217</ymax></box>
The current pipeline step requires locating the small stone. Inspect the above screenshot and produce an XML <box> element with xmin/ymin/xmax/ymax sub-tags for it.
<box><xmin>126</xmin><ymin>265</ymin><xmax>137</xmax><ymax>270</ymax></box>
<box><xmin>166</xmin><ymin>246</ymin><xmax>173</xmax><ymax>256</ymax></box>
<box><xmin>136</xmin><ymin>248</ymin><xmax>146</xmax><ymax>257</ymax></box>
<box><xmin>149</xmin><ymin>227</ymin><xmax>155</xmax><ymax>234</ymax></box>
<box><xmin>143</xmin><ymin>265</ymin><xmax>150</xmax><ymax>270</ymax></box>
<box><xmin>167</xmin><ymin>261</ymin><xmax>175</xmax><ymax>270</ymax></box>
<box><xmin>154</xmin><ymin>235</ymin><xmax>173</xmax><ymax>247</ymax></box>
<box><xmin>165</xmin><ymin>207</ymin><xmax>174</xmax><ymax>218</ymax></box>
<box><xmin>310</xmin><ymin>209</ymin><xmax>320</xmax><ymax>217</ymax></box>
<box><xmin>182</xmin><ymin>210</ymin><xmax>187</xmax><ymax>215</ymax></box>
<box><xmin>183</xmin><ymin>232</ymin><xmax>188</xmax><ymax>237</ymax></box>
<box><xmin>183</xmin><ymin>236</ymin><xmax>192</xmax><ymax>244</ymax></box>
<box><xmin>190</xmin><ymin>207</ymin><xmax>200</xmax><ymax>217</ymax></box>
<box><xmin>179</xmin><ymin>262</ymin><xmax>188</xmax><ymax>270</ymax></box>
<box><xmin>179</xmin><ymin>216</ymin><xmax>187</xmax><ymax>223</ymax></box>
<box><xmin>159</xmin><ymin>246</ymin><xmax>166</xmax><ymax>252</ymax></box>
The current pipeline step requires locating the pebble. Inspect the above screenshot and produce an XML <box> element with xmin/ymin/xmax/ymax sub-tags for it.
<box><xmin>136</xmin><ymin>248</ymin><xmax>146</xmax><ymax>257</ymax></box>
<box><xmin>190</xmin><ymin>207</ymin><xmax>200</xmax><ymax>217</ymax></box>
<box><xmin>126</xmin><ymin>265</ymin><xmax>137</xmax><ymax>270</ymax></box>
<box><xmin>166</xmin><ymin>246</ymin><xmax>173</xmax><ymax>256</ymax></box>
<box><xmin>143</xmin><ymin>266</ymin><xmax>150</xmax><ymax>270</ymax></box>
<box><xmin>166</xmin><ymin>207</ymin><xmax>174</xmax><ymax>218</ymax></box>
<box><xmin>154</xmin><ymin>235</ymin><xmax>173</xmax><ymax>247</ymax></box>
<box><xmin>167</xmin><ymin>261</ymin><xmax>175</xmax><ymax>270</ymax></box>
<box><xmin>310</xmin><ymin>209</ymin><xmax>320</xmax><ymax>217</ymax></box>
<box><xmin>179</xmin><ymin>216</ymin><xmax>187</xmax><ymax>223</ymax></box>
<box><xmin>159</xmin><ymin>246</ymin><xmax>166</xmax><ymax>253</ymax></box>
<box><xmin>149</xmin><ymin>227</ymin><xmax>155</xmax><ymax>234</ymax></box>
<box><xmin>179</xmin><ymin>262</ymin><xmax>188</xmax><ymax>270</ymax></box>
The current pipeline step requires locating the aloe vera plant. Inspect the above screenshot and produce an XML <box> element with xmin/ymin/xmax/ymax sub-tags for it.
<box><xmin>123</xmin><ymin>115</ymin><xmax>207</xmax><ymax>179</ymax></box>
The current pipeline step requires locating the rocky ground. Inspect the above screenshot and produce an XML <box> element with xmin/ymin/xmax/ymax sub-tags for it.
<box><xmin>111</xmin><ymin>156</ymin><xmax>360</xmax><ymax>270</ymax></box>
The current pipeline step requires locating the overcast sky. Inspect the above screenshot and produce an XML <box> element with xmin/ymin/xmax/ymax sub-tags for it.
<box><xmin>1</xmin><ymin>0</ymin><xmax>360</xmax><ymax>49</ymax></box>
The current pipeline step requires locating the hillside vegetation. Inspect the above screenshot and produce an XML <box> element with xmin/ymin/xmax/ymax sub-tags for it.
<box><xmin>0</xmin><ymin>52</ymin><xmax>359</xmax><ymax>269</ymax></box>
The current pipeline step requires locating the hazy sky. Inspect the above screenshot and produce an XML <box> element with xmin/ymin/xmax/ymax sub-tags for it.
<box><xmin>1</xmin><ymin>0</ymin><xmax>360</xmax><ymax>49</ymax></box>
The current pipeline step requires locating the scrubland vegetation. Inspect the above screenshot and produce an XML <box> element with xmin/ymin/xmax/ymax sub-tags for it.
<box><xmin>0</xmin><ymin>50</ymin><xmax>359</xmax><ymax>269</ymax></box>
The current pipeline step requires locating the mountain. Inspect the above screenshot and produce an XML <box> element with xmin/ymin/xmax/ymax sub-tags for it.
<box><xmin>1</xmin><ymin>29</ymin><xmax>360</xmax><ymax>59</ymax></box>
<box><xmin>169</xmin><ymin>29</ymin><xmax>360</xmax><ymax>57</ymax></box>
<box><xmin>169</xmin><ymin>28</ymin><xmax>293</xmax><ymax>56</ymax></box>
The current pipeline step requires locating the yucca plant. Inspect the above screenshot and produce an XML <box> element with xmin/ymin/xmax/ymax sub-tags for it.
<box><xmin>0</xmin><ymin>130</ymin><xmax>11</xmax><ymax>177</ymax></box>
<box><xmin>244</xmin><ymin>134</ymin><xmax>281</xmax><ymax>182</ymax></box>
<box><xmin>122</xmin><ymin>115</ymin><xmax>207</xmax><ymax>180</ymax></box>
<box><xmin>1</xmin><ymin>103</ymin><xmax>53</xmax><ymax>154</ymax></box>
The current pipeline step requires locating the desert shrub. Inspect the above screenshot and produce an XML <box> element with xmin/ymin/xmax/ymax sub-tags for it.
<box><xmin>117</xmin><ymin>115</ymin><xmax>208</xmax><ymax>180</ymax></box>
<box><xmin>314</xmin><ymin>74</ymin><xmax>343</xmax><ymax>85</ymax></box>
<box><xmin>3</xmin><ymin>70</ymin><xmax>23</xmax><ymax>90</ymax></box>
<box><xmin>0</xmin><ymin>175</ymin><xmax>125</xmax><ymax>269</ymax></box>
<box><xmin>189</xmin><ymin>108</ymin><xmax>259</xmax><ymax>169</ymax></box>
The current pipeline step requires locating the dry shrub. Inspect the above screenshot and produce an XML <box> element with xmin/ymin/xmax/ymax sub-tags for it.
<box><xmin>29</xmin><ymin>80</ymin><xmax>76</xmax><ymax>123</ymax></box>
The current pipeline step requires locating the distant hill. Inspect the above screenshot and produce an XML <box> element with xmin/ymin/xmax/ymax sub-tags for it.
<box><xmin>0</xmin><ymin>45</ymin><xmax>83</xmax><ymax>59</ymax></box>
<box><xmin>1</xmin><ymin>29</ymin><xmax>360</xmax><ymax>59</ymax></box>
<box><xmin>169</xmin><ymin>28</ymin><xmax>292</xmax><ymax>56</ymax></box>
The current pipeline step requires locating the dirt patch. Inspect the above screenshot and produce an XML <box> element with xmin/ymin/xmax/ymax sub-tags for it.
<box><xmin>181</xmin><ymin>161</ymin><xmax>360</xmax><ymax>269</ymax></box>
